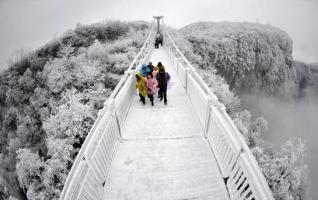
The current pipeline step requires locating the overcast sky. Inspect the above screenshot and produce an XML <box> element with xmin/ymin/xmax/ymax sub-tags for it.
<box><xmin>0</xmin><ymin>0</ymin><xmax>317</xmax><ymax>69</ymax></box>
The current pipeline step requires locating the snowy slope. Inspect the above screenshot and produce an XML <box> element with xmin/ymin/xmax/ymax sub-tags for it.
<box><xmin>179</xmin><ymin>22</ymin><xmax>295</xmax><ymax>96</ymax></box>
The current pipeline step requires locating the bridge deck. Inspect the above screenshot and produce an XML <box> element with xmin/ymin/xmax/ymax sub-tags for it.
<box><xmin>102</xmin><ymin>48</ymin><xmax>230</xmax><ymax>200</ymax></box>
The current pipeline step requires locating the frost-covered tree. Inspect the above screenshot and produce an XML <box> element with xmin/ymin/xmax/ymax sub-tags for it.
<box><xmin>44</xmin><ymin>56</ymin><xmax>76</xmax><ymax>94</ymax></box>
<box><xmin>253</xmin><ymin>138</ymin><xmax>308</xmax><ymax>200</ymax></box>
<box><xmin>43</xmin><ymin>92</ymin><xmax>94</xmax><ymax>147</ymax></box>
<box><xmin>16</xmin><ymin>149</ymin><xmax>44</xmax><ymax>191</ymax></box>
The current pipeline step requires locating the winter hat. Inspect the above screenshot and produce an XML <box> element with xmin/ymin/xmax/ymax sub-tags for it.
<box><xmin>158</xmin><ymin>65</ymin><xmax>165</xmax><ymax>72</ymax></box>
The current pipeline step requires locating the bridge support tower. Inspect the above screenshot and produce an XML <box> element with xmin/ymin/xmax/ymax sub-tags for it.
<box><xmin>153</xmin><ymin>16</ymin><xmax>164</xmax><ymax>33</ymax></box>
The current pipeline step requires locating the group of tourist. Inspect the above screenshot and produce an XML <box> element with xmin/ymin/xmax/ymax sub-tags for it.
<box><xmin>135</xmin><ymin>62</ymin><xmax>170</xmax><ymax>106</ymax></box>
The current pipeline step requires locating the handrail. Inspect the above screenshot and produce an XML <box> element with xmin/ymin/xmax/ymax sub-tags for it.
<box><xmin>162</xmin><ymin>22</ymin><xmax>274</xmax><ymax>200</ymax></box>
<box><xmin>59</xmin><ymin>21</ymin><xmax>155</xmax><ymax>200</ymax></box>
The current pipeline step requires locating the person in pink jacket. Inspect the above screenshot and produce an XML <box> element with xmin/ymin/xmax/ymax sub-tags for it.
<box><xmin>146</xmin><ymin>73</ymin><xmax>159</xmax><ymax>106</ymax></box>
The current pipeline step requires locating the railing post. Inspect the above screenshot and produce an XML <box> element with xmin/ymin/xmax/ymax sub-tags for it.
<box><xmin>177</xmin><ymin>58</ymin><xmax>184</xmax><ymax>77</ymax></box>
<box><xmin>185</xmin><ymin>67</ymin><xmax>195</xmax><ymax>93</ymax></box>
<box><xmin>177</xmin><ymin>59</ymin><xmax>180</xmax><ymax>75</ymax></box>
<box><xmin>176</xmin><ymin>59</ymin><xmax>181</xmax><ymax>75</ymax></box>
<box><xmin>170</xmin><ymin>47</ymin><xmax>174</xmax><ymax>58</ymax></box>
<box><xmin>172</xmin><ymin>48</ymin><xmax>175</xmax><ymax>64</ymax></box>
<box><xmin>104</xmin><ymin>99</ymin><xmax>123</xmax><ymax>142</ymax></box>
<box><xmin>203</xmin><ymin>96</ymin><xmax>212</xmax><ymax>138</ymax></box>
<box><xmin>171</xmin><ymin>46</ymin><xmax>174</xmax><ymax>57</ymax></box>
<box><xmin>184</xmin><ymin>67</ymin><xmax>190</xmax><ymax>92</ymax></box>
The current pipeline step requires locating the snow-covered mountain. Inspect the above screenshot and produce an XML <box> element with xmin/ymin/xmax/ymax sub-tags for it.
<box><xmin>177</xmin><ymin>22</ymin><xmax>305</xmax><ymax>98</ymax></box>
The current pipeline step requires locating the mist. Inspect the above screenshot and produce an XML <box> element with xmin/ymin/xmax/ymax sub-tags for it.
<box><xmin>241</xmin><ymin>92</ymin><xmax>318</xmax><ymax>199</ymax></box>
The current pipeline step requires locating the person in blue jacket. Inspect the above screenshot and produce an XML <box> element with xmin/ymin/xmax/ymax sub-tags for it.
<box><xmin>140</xmin><ymin>63</ymin><xmax>151</xmax><ymax>77</ymax></box>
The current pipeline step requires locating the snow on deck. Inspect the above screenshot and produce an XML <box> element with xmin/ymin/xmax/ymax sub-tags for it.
<box><xmin>102</xmin><ymin>48</ymin><xmax>230</xmax><ymax>200</ymax></box>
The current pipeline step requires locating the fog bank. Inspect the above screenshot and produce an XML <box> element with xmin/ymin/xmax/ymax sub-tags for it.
<box><xmin>241</xmin><ymin>93</ymin><xmax>318</xmax><ymax>199</ymax></box>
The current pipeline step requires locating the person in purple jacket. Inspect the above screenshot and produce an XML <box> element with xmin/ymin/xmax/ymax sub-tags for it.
<box><xmin>156</xmin><ymin>62</ymin><xmax>170</xmax><ymax>105</ymax></box>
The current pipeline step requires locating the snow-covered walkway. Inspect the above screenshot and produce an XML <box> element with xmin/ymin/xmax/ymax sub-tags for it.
<box><xmin>101</xmin><ymin>48</ymin><xmax>230</xmax><ymax>200</ymax></box>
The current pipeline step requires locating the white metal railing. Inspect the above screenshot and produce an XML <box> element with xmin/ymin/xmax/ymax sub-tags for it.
<box><xmin>162</xmin><ymin>23</ymin><xmax>274</xmax><ymax>200</ymax></box>
<box><xmin>59</xmin><ymin>22</ymin><xmax>155</xmax><ymax>200</ymax></box>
